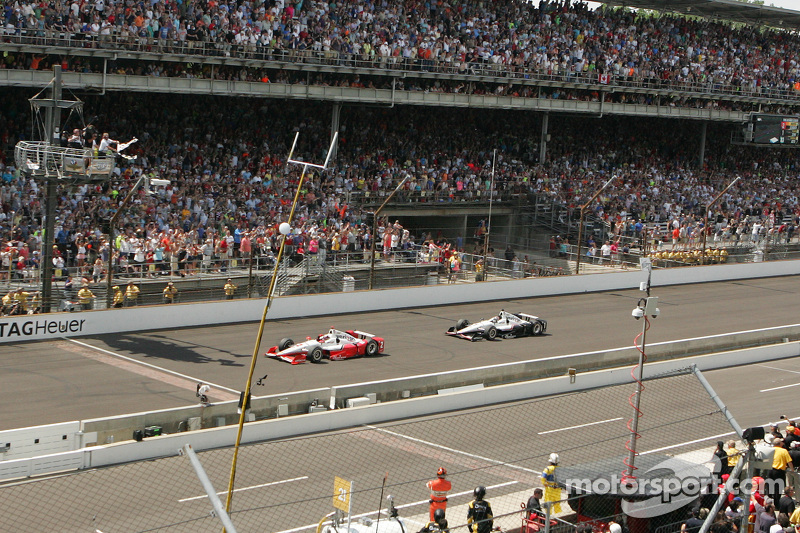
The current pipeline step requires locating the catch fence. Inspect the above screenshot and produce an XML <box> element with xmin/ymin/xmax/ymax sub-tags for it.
<box><xmin>1</xmin><ymin>367</ymin><xmax>746</xmax><ymax>533</ymax></box>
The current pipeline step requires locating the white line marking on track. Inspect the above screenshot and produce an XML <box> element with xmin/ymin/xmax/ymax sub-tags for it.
<box><xmin>272</xmin><ymin>481</ymin><xmax>519</xmax><ymax>533</ymax></box>
<box><xmin>757</xmin><ymin>364</ymin><xmax>800</xmax><ymax>376</ymax></box>
<box><xmin>64</xmin><ymin>338</ymin><xmax>240</xmax><ymax>397</ymax></box>
<box><xmin>179</xmin><ymin>476</ymin><xmax>308</xmax><ymax>503</ymax></box>
<box><xmin>365</xmin><ymin>425</ymin><xmax>540</xmax><ymax>474</ymax></box>
<box><xmin>641</xmin><ymin>413</ymin><xmax>800</xmax><ymax>455</ymax></box>
<box><xmin>641</xmin><ymin>432</ymin><xmax>735</xmax><ymax>455</ymax></box>
<box><xmin>757</xmin><ymin>364</ymin><xmax>800</xmax><ymax>392</ymax></box>
<box><xmin>538</xmin><ymin>417</ymin><xmax>623</xmax><ymax>435</ymax></box>
<box><xmin>760</xmin><ymin>382</ymin><xmax>800</xmax><ymax>393</ymax></box>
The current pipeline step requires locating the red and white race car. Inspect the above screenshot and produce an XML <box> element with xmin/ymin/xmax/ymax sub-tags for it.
<box><xmin>265</xmin><ymin>328</ymin><xmax>385</xmax><ymax>364</ymax></box>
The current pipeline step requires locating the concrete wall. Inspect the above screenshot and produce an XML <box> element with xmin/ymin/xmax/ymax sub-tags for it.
<box><xmin>3</xmin><ymin>325</ymin><xmax>798</xmax><ymax>473</ymax></box>
<box><xmin>71</xmin><ymin>323</ymin><xmax>800</xmax><ymax>446</ymax></box>
<box><xmin>2</xmin><ymin>339</ymin><xmax>796</xmax><ymax>481</ymax></box>
<box><xmin>2</xmin><ymin>260</ymin><xmax>799</xmax><ymax>344</ymax></box>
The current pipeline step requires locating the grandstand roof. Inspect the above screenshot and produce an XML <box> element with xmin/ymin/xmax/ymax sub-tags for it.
<box><xmin>600</xmin><ymin>0</ymin><xmax>800</xmax><ymax>30</ymax></box>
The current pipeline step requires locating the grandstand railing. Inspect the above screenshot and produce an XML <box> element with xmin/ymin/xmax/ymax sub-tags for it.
<box><xmin>5</xmin><ymin>31</ymin><xmax>800</xmax><ymax>104</ymax></box>
<box><xmin>3</xmin><ymin>233</ymin><xmax>798</xmax><ymax>316</ymax></box>
<box><xmin>345</xmin><ymin>187</ymin><xmax>526</xmax><ymax>206</ymax></box>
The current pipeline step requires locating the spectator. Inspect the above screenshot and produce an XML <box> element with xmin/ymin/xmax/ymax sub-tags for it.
<box><xmin>224</xmin><ymin>278</ymin><xmax>237</xmax><ymax>300</ymax></box>
<box><xmin>162</xmin><ymin>281</ymin><xmax>178</xmax><ymax>304</ymax></box>
<box><xmin>77</xmin><ymin>283</ymin><xmax>95</xmax><ymax>311</ymax></box>
<box><xmin>125</xmin><ymin>281</ymin><xmax>140</xmax><ymax>307</ymax></box>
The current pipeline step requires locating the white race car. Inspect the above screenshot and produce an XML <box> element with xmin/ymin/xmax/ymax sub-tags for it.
<box><xmin>446</xmin><ymin>310</ymin><xmax>547</xmax><ymax>341</ymax></box>
<box><xmin>265</xmin><ymin>328</ymin><xmax>385</xmax><ymax>364</ymax></box>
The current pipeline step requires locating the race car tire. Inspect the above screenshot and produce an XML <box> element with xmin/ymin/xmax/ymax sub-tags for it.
<box><xmin>308</xmin><ymin>347</ymin><xmax>324</xmax><ymax>363</ymax></box>
<box><xmin>365</xmin><ymin>339</ymin><xmax>379</xmax><ymax>356</ymax></box>
<box><xmin>531</xmin><ymin>322</ymin><xmax>543</xmax><ymax>336</ymax></box>
<box><xmin>484</xmin><ymin>325</ymin><xmax>497</xmax><ymax>340</ymax></box>
<box><xmin>279</xmin><ymin>338</ymin><xmax>294</xmax><ymax>351</ymax></box>
<box><xmin>456</xmin><ymin>318</ymin><xmax>469</xmax><ymax>331</ymax></box>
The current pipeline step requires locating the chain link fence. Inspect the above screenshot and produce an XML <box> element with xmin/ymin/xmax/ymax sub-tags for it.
<box><xmin>1</xmin><ymin>367</ymin><xmax>742</xmax><ymax>533</ymax></box>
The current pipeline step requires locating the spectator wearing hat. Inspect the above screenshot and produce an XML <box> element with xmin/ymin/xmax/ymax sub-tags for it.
<box><xmin>77</xmin><ymin>283</ymin><xmax>95</xmax><ymax>311</ymax></box>
<box><xmin>788</xmin><ymin>441</ymin><xmax>800</xmax><ymax>467</ymax></box>
<box><xmin>112</xmin><ymin>286</ymin><xmax>124</xmax><ymax>308</ymax></box>
<box><xmin>785</xmin><ymin>426</ymin><xmax>800</xmax><ymax>450</ymax></box>
<box><xmin>163</xmin><ymin>281</ymin><xmax>178</xmax><ymax>304</ymax></box>
<box><xmin>125</xmin><ymin>281</ymin><xmax>140</xmax><ymax>307</ymax></box>
<box><xmin>726</xmin><ymin>498</ymin><xmax>744</xmax><ymax>522</ymax></box>
<box><xmin>223</xmin><ymin>278</ymin><xmax>237</xmax><ymax>300</ymax></box>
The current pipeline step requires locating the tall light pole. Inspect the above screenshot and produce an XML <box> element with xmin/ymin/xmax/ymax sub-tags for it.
<box><xmin>368</xmin><ymin>176</ymin><xmax>409</xmax><ymax>290</ymax></box>
<box><xmin>575</xmin><ymin>176</ymin><xmax>615</xmax><ymax>275</ymax></box>
<box><xmin>223</xmin><ymin>131</ymin><xmax>338</xmax><ymax>530</ymax></box>
<box><xmin>623</xmin><ymin>258</ymin><xmax>659</xmax><ymax>484</ymax></box>
<box><xmin>701</xmin><ymin>176</ymin><xmax>740</xmax><ymax>265</ymax></box>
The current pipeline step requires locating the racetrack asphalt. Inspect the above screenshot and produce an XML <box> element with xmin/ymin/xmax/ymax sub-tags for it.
<box><xmin>1</xmin><ymin>275</ymin><xmax>798</xmax><ymax>430</ymax></box>
<box><xmin>3</xmin><ymin>356</ymin><xmax>797</xmax><ymax>533</ymax></box>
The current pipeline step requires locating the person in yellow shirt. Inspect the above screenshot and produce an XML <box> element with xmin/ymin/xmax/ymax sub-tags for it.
<box><xmin>15</xmin><ymin>289</ymin><xmax>30</xmax><ymax>314</ymax></box>
<box><xmin>223</xmin><ymin>278</ymin><xmax>237</xmax><ymax>300</ymax></box>
<box><xmin>726</xmin><ymin>440</ymin><xmax>740</xmax><ymax>471</ymax></box>
<box><xmin>163</xmin><ymin>281</ymin><xmax>178</xmax><ymax>304</ymax></box>
<box><xmin>769</xmin><ymin>438</ymin><xmax>794</xmax><ymax>502</ymax></box>
<box><xmin>77</xmin><ymin>284</ymin><xmax>95</xmax><ymax>311</ymax></box>
<box><xmin>125</xmin><ymin>281</ymin><xmax>140</xmax><ymax>307</ymax></box>
<box><xmin>112</xmin><ymin>286</ymin><xmax>124</xmax><ymax>308</ymax></box>
<box><xmin>542</xmin><ymin>453</ymin><xmax>562</xmax><ymax>514</ymax></box>
<box><xmin>2</xmin><ymin>289</ymin><xmax>15</xmax><ymax>314</ymax></box>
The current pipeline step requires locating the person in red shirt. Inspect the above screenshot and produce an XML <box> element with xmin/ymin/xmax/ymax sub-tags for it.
<box><xmin>427</xmin><ymin>467</ymin><xmax>452</xmax><ymax>521</ymax></box>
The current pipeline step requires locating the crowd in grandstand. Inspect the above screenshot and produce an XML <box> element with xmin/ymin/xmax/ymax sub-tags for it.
<box><xmin>0</xmin><ymin>0</ymin><xmax>798</xmax><ymax>297</ymax></box>
<box><xmin>0</xmin><ymin>88</ymin><xmax>797</xmax><ymax>285</ymax></box>
<box><xmin>5</xmin><ymin>0</ymin><xmax>800</xmax><ymax>98</ymax></box>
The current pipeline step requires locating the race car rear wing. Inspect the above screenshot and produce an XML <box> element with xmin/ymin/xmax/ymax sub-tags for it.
<box><xmin>516</xmin><ymin>313</ymin><xmax>542</xmax><ymax>322</ymax></box>
<box><xmin>348</xmin><ymin>330</ymin><xmax>377</xmax><ymax>339</ymax></box>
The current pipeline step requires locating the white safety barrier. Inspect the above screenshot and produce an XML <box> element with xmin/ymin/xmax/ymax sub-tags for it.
<box><xmin>0</xmin><ymin>260</ymin><xmax>798</xmax><ymax>343</ymax></box>
<box><xmin>0</xmin><ymin>421</ymin><xmax>85</xmax><ymax>461</ymax></box>
<box><xmin>2</xmin><ymin>340</ymin><xmax>797</xmax><ymax>481</ymax></box>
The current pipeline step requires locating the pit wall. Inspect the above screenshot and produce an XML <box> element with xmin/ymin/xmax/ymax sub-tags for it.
<box><xmin>1</xmin><ymin>340</ymin><xmax>797</xmax><ymax>482</ymax></box>
<box><xmin>78</xmin><ymin>323</ymin><xmax>800</xmax><ymax>446</ymax></box>
<box><xmin>1</xmin><ymin>260</ymin><xmax>798</xmax><ymax>344</ymax></box>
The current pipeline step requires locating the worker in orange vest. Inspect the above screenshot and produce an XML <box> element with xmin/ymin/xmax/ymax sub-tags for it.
<box><xmin>427</xmin><ymin>467</ymin><xmax>452</xmax><ymax>521</ymax></box>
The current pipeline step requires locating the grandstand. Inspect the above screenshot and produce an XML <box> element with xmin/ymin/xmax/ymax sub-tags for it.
<box><xmin>1</xmin><ymin>2</ymin><xmax>800</xmax><ymax>528</ymax></box>
<box><xmin>0</xmin><ymin>1</ymin><xmax>799</xmax><ymax>309</ymax></box>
